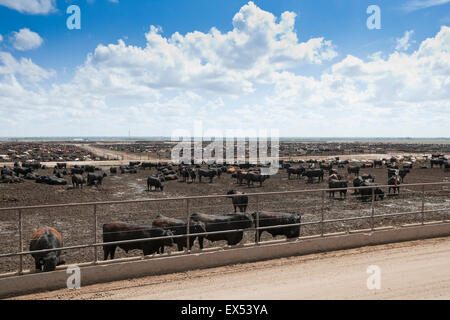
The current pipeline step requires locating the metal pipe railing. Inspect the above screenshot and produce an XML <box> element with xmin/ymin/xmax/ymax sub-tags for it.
<box><xmin>0</xmin><ymin>181</ymin><xmax>448</xmax><ymax>276</ymax></box>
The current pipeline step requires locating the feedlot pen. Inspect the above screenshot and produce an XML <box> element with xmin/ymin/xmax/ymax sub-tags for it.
<box><xmin>0</xmin><ymin>182</ymin><xmax>449</xmax><ymax>276</ymax></box>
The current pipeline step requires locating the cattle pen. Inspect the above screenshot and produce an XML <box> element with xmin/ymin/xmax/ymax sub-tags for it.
<box><xmin>0</xmin><ymin>181</ymin><xmax>449</xmax><ymax>296</ymax></box>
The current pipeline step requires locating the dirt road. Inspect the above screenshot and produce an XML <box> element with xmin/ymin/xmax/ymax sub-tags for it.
<box><xmin>10</xmin><ymin>237</ymin><xmax>450</xmax><ymax>300</ymax></box>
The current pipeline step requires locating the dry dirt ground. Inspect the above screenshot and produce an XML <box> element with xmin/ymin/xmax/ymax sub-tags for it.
<box><xmin>10</xmin><ymin>236</ymin><xmax>450</xmax><ymax>300</ymax></box>
<box><xmin>0</xmin><ymin>161</ymin><xmax>449</xmax><ymax>274</ymax></box>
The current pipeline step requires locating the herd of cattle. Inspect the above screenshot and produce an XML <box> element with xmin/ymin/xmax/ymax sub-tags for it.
<box><xmin>0</xmin><ymin>155</ymin><xmax>448</xmax><ymax>201</ymax></box>
<box><xmin>4</xmin><ymin>153</ymin><xmax>449</xmax><ymax>273</ymax></box>
<box><xmin>30</xmin><ymin>208</ymin><xmax>300</xmax><ymax>272</ymax></box>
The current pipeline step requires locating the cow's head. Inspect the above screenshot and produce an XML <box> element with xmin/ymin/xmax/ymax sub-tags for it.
<box><xmin>192</xmin><ymin>221</ymin><xmax>206</xmax><ymax>235</ymax></box>
<box><xmin>163</xmin><ymin>230</ymin><xmax>174</xmax><ymax>247</ymax></box>
<box><xmin>40</xmin><ymin>252</ymin><xmax>59</xmax><ymax>272</ymax></box>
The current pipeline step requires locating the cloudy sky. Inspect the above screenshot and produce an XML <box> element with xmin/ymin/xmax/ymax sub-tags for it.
<box><xmin>0</xmin><ymin>0</ymin><xmax>449</xmax><ymax>137</ymax></box>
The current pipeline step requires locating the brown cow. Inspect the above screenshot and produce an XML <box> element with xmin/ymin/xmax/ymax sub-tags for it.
<box><xmin>29</xmin><ymin>227</ymin><xmax>65</xmax><ymax>272</ymax></box>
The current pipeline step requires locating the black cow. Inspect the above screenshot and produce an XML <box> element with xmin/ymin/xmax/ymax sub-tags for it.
<box><xmin>190</xmin><ymin>212</ymin><xmax>253</xmax><ymax>246</ymax></box>
<box><xmin>87</xmin><ymin>172</ymin><xmax>106</xmax><ymax>186</ymax></box>
<box><xmin>197</xmin><ymin>169</ymin><xmax>217</xmax><ymax>183</ymax></box>
<box><xmin>179</xmin><ymin>167</ymin><xmax>189</xmax><ymax>182</ymax></box>
<box><xmin>53</xmin><ymin>168</ymin><xmax>67</xmax><ymax>178</ymax></box>
<box><xmin>303</xmin><ymin>169</ymin><xmax>324</xmax><ymax>183</ymax></box>
<box><xmin>110</xmin><ymin>167</ymin><xmax>117</xmax><ymax>174</ymax></box>
<box><xmin>35</xmin><ymin>176</ymin><xmax>67</xmax><ymax>185</ymax></box>
<box><xmin>83</xmin><ymin>165</ymin><xmax>96</xmax><ymax>173</ymax></box>
<box><xmin>388</xmin><ymin>175</ymin><xmax>401</xmax><ymax>195</ymax></box>
<box><xmin>71</xmin><ymin>167</ymin><xmax>85</xmax><ymax>175</ymax></box>
<box><xmin>252</xmin><ymin>211</ymin><xmax>300</xmax><ymax>242</ymax></box>
<box><xmin>245</xmin><ymin>172</ymin><xmax>269</xmax><ymax>187</ymax></box>
<box><xmin>328</xmin><ymin>179</ymin><xmax>348</xmax><ymax>199</ymax></box>
<box><xmin>287</xmin><ymin>167</ymin><xmax>304</xmax><ymax>180</ymax></box>
<box><xmin>347</xmin><ymin>166</ymin><xmax>360</xmax><ymax>176</ymax></box>
<box><xmin>24</xmin><ymin>172</ymin><xmax>40</xmax><ymax>180</ymax></box>
<box><xmin>227</xmin><ymin>190</ymin><xmax>248</xmax><ymax>212</ymax></box>
<box><xmin>1</xmin><ymin>174</ymin><xmax>23</xmax><ymax>183</ymax></box>
<box><xmin>398</xmin><ymin>169</ymin><xmax>409</xmax><ymax>183</ymax></box>
<box><xmin>140</xmin><ymin>162</ymin><xmax>154</xmax><ymax>170</ymax></box>
<box><xmin>120</xmin><ymin>165</ymin><xmax>137</xmax><ymax>174</ymax></box>
<box><xmin>208</xmin><ymin>167</ymin><xmax>222</xmax><ymax>178</ymax></box>
<box><xmin>431</xmin><ymin>158</ymin><xmax>445</xmax><ymax>168</ymax></box>
<box><xmin>235</xmin><ymin>170</ymin><xmax>250</xmax><ymax>185</ymax></box>
<box><xmin>13</xmin><ymin>167</ymin><xmax>32</xmax><ymax>177</ymax></box>
<box><xmin>102</xmin><ymin>222</ymin><xmax>174</xmax><ymax>260</ymax></box>
<box><xmin>147</xmin><ymin>176</ymin><xmax>164</xmax><ymax>191</ymax></box>
<box><xmin>72</xmin><ymin>174</ymin><xmax>86</xmax><ymax>189</ymax></box>
<box><xmin>29</xmin><ymin>227</ymin><xmax>65</xmax><ymax>272</ymax></box>
<box><xmin>153</xmin><ymin>215</ymin><xmax>206</xmax><ymax>251</ymax></box>
<box><xmin>359</xmin><ymin>181</ymin><xmax>385</xmax><ymax>201</ymax></box>
<box><xmin>374</xmin><ymin>160</ymin><xmax>383</xmax><ymax>168</ymax></box>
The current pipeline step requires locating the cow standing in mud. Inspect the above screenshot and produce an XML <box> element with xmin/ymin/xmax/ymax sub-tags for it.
<box><xmin>328</xmin><ymin>179</ymin><xmax>348</xmax><ymax>199</ymax></box>
<box><xmin>147</xmin><ymin>176</ymin><xmax>164</xmax><ymax>191</ymax></box>
<box><xmin>303</xmin><ymin>169</ymin><xmax>324</xmax><ymax>183</ymax></box>
<box><xmin>72</xmin><ymin>174</ymin><xmax>86</xmax><ymax>189</ymax></box>
<box><xmin>245</xmin><ymin>172</ymin><xmax>269</xmax><ymax>187</ymax></box>
<box><xmin>197</xmin><ymin>169</ymin><xmax>217</xmax><ymax>183</ymax></box>
<box><xmin>388</xmin><ymin>175</ymin><xmax>401</xmax><ymax>195</ymax></box>
<box><xmin>227</xmin><ymin>190</ymin><xmax>248</xmax><ymax>212</ymax></box>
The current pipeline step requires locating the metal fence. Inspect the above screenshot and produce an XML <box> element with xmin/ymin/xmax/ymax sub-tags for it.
<box><xmin>0</xmin><ymin>181</ymin><xmax>449</xmax><ymax>277</ymax></box>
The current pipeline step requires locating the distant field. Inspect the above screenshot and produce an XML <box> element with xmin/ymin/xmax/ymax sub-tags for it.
<box><xmin>1</xmin><ymin>137</ymin><xmax>450</xmax><ymax>144</ymax></box>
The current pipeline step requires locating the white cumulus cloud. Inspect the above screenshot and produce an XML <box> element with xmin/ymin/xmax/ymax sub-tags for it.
<box><xmin>74</xmin><ymin>2</ymin><xmax>337</xmax><ymax>96</ymax></box>
<box><xmin>11</xmin><ymin>28</ymin><xmax>43</xmax><ymax>51</ymax></box>
<box><xmin>0</xmin><ymin>0</ymin><xmax>56</xmax><ymax>14</ymax></box>
<box><xmin>395</xmin><ymin>30</ymin><xmax>415</xmax><ymax>51</ymax></box>
<box><xmin>0</xmin><ymin>3</ymin><xmax>449</xmax><ymax>137</ymax></box>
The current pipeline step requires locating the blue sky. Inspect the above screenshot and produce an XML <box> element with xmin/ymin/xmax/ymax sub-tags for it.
<box><xmin>0</xmin><ymin>0</ymin><xmax>449</xmax><ymax>137</ymax></box>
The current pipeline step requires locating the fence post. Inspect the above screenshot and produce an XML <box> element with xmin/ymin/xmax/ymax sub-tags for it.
<box><xmin>371</xmin><ymin>187</ymin><xmax>375</xmax><ymax>231</ymax></box>
<box><xmin>18</xmin><ymin>209</ymin><xmax>23</xmax><ymax>275</ymax></box>
<box><xmin>255</xmin><ymin>195</ymin><xmax>260</xmax><ymax>244</ymax></box>
<box><xmin>93</xmin><ymin>204</ymin><xmax>98</xmax><ymax>264</ymax></box>
<box><xmin>321</xmin><ymin>190</ymin><xmax>325</xmax><ymax>236</ymax></box>
<box><xmin>186</xmin><ymin>199</ymin><xmax>190</xmax><ymax>253</ymax></box>
<box><xmin>421</xmin><ymin>185</ymin><xmax>425</xmax><ymax>225</ymax></box>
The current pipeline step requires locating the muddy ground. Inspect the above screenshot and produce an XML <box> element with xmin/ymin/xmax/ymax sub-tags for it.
<box><xmin>0</xmin><ymin>161</ymin><xmax>449</xmax><ymax>274</ymax></box>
